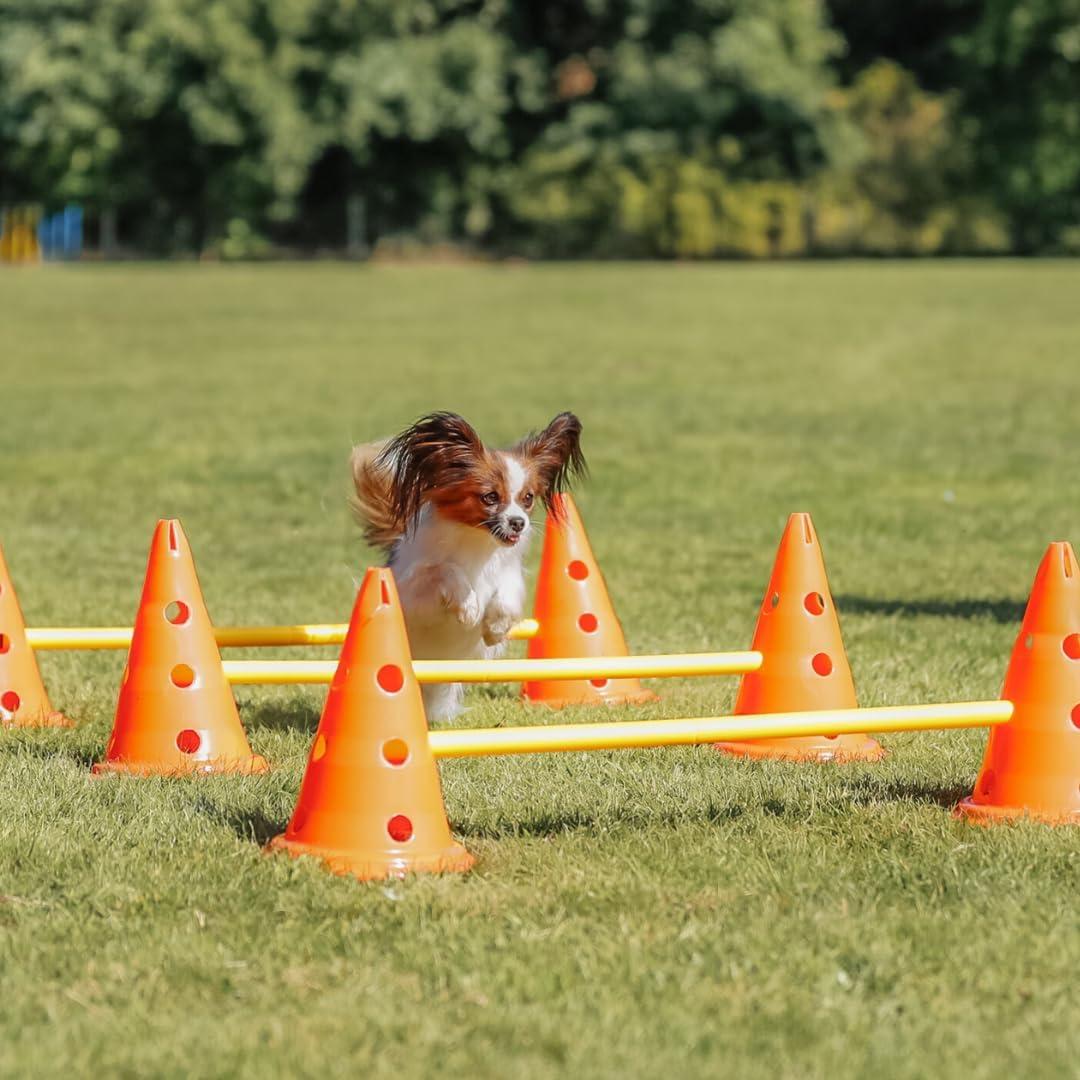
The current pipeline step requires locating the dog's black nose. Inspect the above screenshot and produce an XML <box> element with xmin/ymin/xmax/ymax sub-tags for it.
<box><xmin>507</xmin><ymin>515</ymin><xmax>526</xmax><ymax>535</ymax></box>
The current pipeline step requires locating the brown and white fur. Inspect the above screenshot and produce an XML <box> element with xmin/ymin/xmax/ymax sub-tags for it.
<box><xmin>350</xmin><ymin>412</ymin><xmax>585</xmax><ymax>721</ymax></box>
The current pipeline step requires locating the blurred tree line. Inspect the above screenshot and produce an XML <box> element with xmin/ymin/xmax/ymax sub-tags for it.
<box><xmin>1</xmin><ymin>0</ymin><xmax>1077</xmax><ymax>258</ymax></box>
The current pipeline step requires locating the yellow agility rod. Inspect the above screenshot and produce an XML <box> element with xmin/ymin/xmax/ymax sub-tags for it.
<box><xmin>25</xmin><ymin>619</ymin><xmax>542</xmax><ymax>650</ymax></box>
<box><xmin>425</xmin><ymin>701</ymin><xmax>1014</xmax><ymax>758</ymax></box>
<box><xmin>222</xmin><ymin>651</ymin><xmax>764</xmax><ymax>686</ymax></box>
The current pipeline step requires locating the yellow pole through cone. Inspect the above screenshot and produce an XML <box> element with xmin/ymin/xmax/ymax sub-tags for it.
<box><xmin>426</xmin><ymin>700</ymin><xmax>1010</xmax><ymax>757</ymax></box>
<box><xmin>222</xmin><ymin>651</ymin><xmax>762</xmax><ymax>685</ymax></box>
<box><xmin>25</xmin><ymin>619</ymin><xmax>541</xmax><ymax>650</ymax></box>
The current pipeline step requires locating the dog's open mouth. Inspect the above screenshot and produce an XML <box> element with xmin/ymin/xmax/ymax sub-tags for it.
<box><xmin>487</xmin><ymin>524</ymin><xmax>522</xmax><ymax>546</ymax></box>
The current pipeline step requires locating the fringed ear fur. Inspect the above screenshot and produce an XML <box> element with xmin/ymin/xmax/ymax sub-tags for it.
<box><xmin>377</xmin><ymin>412</ymin><xmax>486</xmax><ymax>529</ymax></box>
<box><xmin>512</xmin><ymin>412</ymin><xmax>587</xmax><ymax>516</ymax></box>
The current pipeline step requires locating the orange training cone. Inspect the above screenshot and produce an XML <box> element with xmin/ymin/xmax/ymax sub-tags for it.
<box><xmin>957</xmin><ymin>542</ymin><xmax>1080</xmax><ymax>825</ymax></box>
<box><xmin>0</xmin><ymin>542</ymin><xmax>70</xmax><ymax>727</ymax></box>
<box><xmin>714</xmin><ymin>513</ymin><xmax>883</xmax><ymax>762</ymax></box>
<box><xmin>267</xmin><ymin>568</ymin><xmax>474</xmax><ymax>880</ymax></box>
<box><xmin>523</xmin><ymin>494</ymin><xmax>655</xmax><ymax>707</ymax></box>
<box><xmin>92</xmin><ymin>520</ymin><xmax>267</xmax><ymax>776</ymax></box>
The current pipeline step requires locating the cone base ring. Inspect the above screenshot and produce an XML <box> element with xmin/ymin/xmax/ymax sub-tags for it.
<box><xmin>266</xmin><ymin>835</ymin><xmax>475</xmax><ymax>881</ymax></box>
<box><xmin>714</xmin><ymin>736</ymin><xmax>886</xmax><ymax>764</ymax></box>
<box><xmin>955</xmin><ymin>798</ymin><xmax>1080</xmax><ymax>827</ymax></box>
<box><xmin>91</xmin><ymin>754</ymin><xmax>270</xmax><ymax>778</ymax></box>
<box><xmin>2</xmin><ymin>710</ymin><xmax>73</xmax><ymax>730</ymax></box>
<box><xmin>524</xmin><ymin>688</ymin><xmax>659</xmax><ymax>710</ymax></box>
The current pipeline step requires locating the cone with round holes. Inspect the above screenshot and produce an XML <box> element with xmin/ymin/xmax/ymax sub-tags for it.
<box><xmin>957</xmin><ymin>542</ymin><xmax>1080</xmax><ymax>825</ymax></box>
<box><xmin>714</xmin><ymin>513</ymin><xmax>883</xmax><ymax>762</ymax></box>
<box><xmin>92</xmin><ymin>520</ymin><xmax>267</xmax><ymax>776</ymax></box>
<box><xmin>266</xmin><ymin>567</ymin><xmax>473</xmax><ymax>880</ymax></box>
<box><xmin>0</xmin><ymin>542</ymin><xmax>70</xmax><ymax>728</ymax></box>
<box><xmin>523</xmin><ymin>494</ymin><xmax>655</xmax><ymax>707</ymax></box>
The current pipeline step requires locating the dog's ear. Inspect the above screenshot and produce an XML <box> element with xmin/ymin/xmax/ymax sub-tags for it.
<box><xmin>513</xmin><ymin>412</ymin><xmax>586</xmax><ymax>516</ymax></box>
<box><xmin>378</xmin><ymin>412</ymin><xmax>485</xmax><ymax>529</ymax></box>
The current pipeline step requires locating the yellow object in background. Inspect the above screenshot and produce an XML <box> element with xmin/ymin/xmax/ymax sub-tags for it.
<box><xmin>0</xmin><ymin>206</ymin><xmax>42</xmax><ymax>265</ymax></box>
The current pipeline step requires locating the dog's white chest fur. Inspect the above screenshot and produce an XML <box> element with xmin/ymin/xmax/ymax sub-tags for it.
<box><xmin>389</xmin><ymin>505</ymin><xmax>528</xmax><ymax>721</ymax></box>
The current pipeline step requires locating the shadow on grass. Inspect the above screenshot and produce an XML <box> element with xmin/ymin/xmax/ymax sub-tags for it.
<box><xmin>239</xmin><ymin>697</ymin><xmax>320</xmax><ymax>733</ymax></box>
<box><xmin>2</xmin><ymin>737</ymin><xmax>99</xmax><ymax>769</ymax></box>
<box><xmin>454</xmin><ymin>781</ymin><xmax>974</xmax><ymax>839</ymax></box>
<box><xmin>835</xmin><ymin>594</ymin><xmax>1025</xmax><ymax>624</ymax></box>
<box><xmin>193</xmin><ymin>797</ymin><xmax>287</xmax><ymax>845</ymax></box>
<box><xmin>194</xmin><ymin>782</ymin><xmax>970</xmax><ymax>849</ymax></box>
<box><xmin>455</xmin><ymin>800</ymin><xmax>747</xmax><ymax>840</ymax></box>
<box><xmin>844</xmin><ymin>774</ymin><xmax>971</xmax><ymax>810</ymax></box>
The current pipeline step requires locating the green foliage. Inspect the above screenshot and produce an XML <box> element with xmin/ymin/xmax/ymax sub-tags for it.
<box><xmin>218</xmin><ymin>217</ymin><xmax>272</xmax><ymax>260</ymax></box>
<box><xmin>955</xmin><ymin>0</ymin><xmax>1080</xmax><ymax>250</ymax></box>
<box><xmin>812</xmin><ymin>59</ymin><xmax>1009</xmax><ymax>255</ymax></box>
<box><xmin>842</xmin><ymin>60</ymin><xmax>956</xmax><ymax>228</ymax></box>
<box><xmin>0</xmin><ymin>0</ymin><xmax>321</xmax><ymax>245</ymax></box>
<box><xmin>503</xmin><ymin>0</ymin><xmax>855</xmax><ymax>257</ymax></box>
<box><xmin>0</xmin><ymin>0</ymin><xmax>1076</xmax><ymax>254</ymax></box>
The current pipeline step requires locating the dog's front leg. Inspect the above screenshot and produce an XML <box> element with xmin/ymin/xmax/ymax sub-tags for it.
<box><xmin>397</xmin><ymin>563</ymin><xmax>481</xmax><ymax>628</ymax></box>
<box><xmin>481</xmin><ymin>583</ymin><xmax>525</xmax><ymax>648</ymax></box>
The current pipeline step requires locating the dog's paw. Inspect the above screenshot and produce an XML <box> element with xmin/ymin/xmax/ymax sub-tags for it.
<box><xmin>441</xmin><ymin>582</ymin><xmax>482</xmax><ymax>627</ymax></box>
<box><xmin>481</xmin><ymin>622</ymin><xmax>511</xmax><ymax>647</ymax></box>
<box><xmin>480</xmin><ymin>601</ymin><xmax>518</xmax><ymax>647</ymax></box>
<box><xmin>457</xmin><ymin>590</ymin><xmax>483</xmax><ymax>627</ymax></box>
<box><xmin>481</xmin><ymin>614</ymin><xmax>515</xmax><ymax>647</ymax></box>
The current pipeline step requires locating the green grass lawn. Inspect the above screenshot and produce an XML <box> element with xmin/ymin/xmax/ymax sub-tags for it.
<box><xmin>2</xmin><ymin>261</ymin><xmax>1079</xmax><ymax>1078</ymax></box>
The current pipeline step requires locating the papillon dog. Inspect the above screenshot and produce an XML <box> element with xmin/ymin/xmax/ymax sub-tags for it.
<box><xmin>350</xmin><ymin>411</ymin><xmax>585</xmax><ymax>721</ymax></box>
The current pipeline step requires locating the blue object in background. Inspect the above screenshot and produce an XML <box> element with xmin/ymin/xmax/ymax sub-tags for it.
<box><xmin>49</xmin><ymin>211</ymin><xmax>65</xmax><ymax>255</ymax></box>
<box><xmin>36</xmin><ymin>204</ymin><xmax>83</xmax><ymax>259</ymax></box>
<box><xmin>63</xmin><ymin>205</ymin><xmax>83</xmax><ymax>258</ymax></box>
<box><xmin>37</xmin><ymin>213</ymin><xmax>53</xmax><ymax>258</ymax></box>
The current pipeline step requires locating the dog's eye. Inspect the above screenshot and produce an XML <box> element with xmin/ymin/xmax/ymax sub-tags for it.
<box><xmin>481</xmin><ymin>491</ymin><xmax>499</xmax><ymax>507</ymax></box>
<box><xmin>521</xmin><ymin>492</ymin><xmax>534</xmax><ymax>509</ymax></box>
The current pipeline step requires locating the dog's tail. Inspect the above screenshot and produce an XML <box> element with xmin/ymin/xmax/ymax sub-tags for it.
<box><xmin>349</xmin><ymin>441</ymin><xmax>402</xmax><ymax>552</ymax></box>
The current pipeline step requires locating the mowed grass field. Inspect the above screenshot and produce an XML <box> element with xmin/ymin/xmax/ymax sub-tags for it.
<box><xmin>2</xmin><ymin>261</ymin><xmax>1079</xmax><ymax>1079</ymax></box>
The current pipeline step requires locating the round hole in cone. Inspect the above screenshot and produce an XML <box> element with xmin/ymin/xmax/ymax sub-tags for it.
<box><xmin>176</xmin><ymin>729</ymin><xmax>201</xmax><ymax>754</ymax></box>
<box><xmin>1064</xmin><ymin>633</ymin><xmax>1080</xmax><ymax>660</ymax></box>
<box><xmin>0</xmin><ymin>634</ymin><xmax>9</xmax><ymax>654</ymax></box>
<box><xmin>578</xmin><ymin>613</ymin><xmax>598</xmax><ymax>633</ymax></box>
<box><xmin>804</xmin><ymin>592</ymin><xmax>825</xmax><ymax>615</ymax></box>
<box><xmin>164</xmin><ymin>600</ymin><xmax>190</xmax><ymax>625</ymax></box>
<box><xmin>1</xmin><ymin>690</ymin><xmax>20</xmax><ymax>714</ymax></box>
<box><xmin>387</xmin><ymin>814</ymin><xmax>413</xmax><ymax>842</ymax></box>
<box><xmin>768</xmin><ymin>592</ymin><xmax>780</xmax><ymax>610</ymax></box>
<box><xmin>311</xmin><ymin>734</ymin><xmax>327</xmax><ymax>762</ymax></box>
<box><xmin>590</xmin><ymin>678</ymin><xmax>608</xmax><ymax>689</ymax></box>
<box><xmin>811</xmin><ymin>653</ymin><xmax>833</xmax><ymax>677</ymax></box>
<box><xmin>567</xmin><ymin>560</ymin><xmax>589</xmax><ymax>580</ymax></box>
<box><xmin>382</xmin><ymin>738</ymin><xmax>409</xmax><ymax>766</ymax></box>
<box><xmin>1071</xmin><ymin>705</ymin><xmax>1080</xmax><ymax>730</ymax></box>
<box><xmin>377</xmin><ymin>664</ymin><xmax>404</xmax><ymax>693</ymax></box>
<box><xmin>171</xmin><ymin>664</ymin><xmax>196</xmax><ymax>688</ymax></box>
